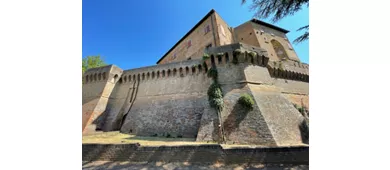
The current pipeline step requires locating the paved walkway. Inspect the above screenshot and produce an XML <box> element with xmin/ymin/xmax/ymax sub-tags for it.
<box><xmin>82</xmin><ymin>161</ymin><xmax>308</xmax><ymax>170</ymax></box>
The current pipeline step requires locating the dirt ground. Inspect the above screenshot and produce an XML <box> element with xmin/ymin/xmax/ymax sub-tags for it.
<box><xmin>82</xmin><ymin>161</ymin><xmax>309</xmax><ymax>170</ymax></box>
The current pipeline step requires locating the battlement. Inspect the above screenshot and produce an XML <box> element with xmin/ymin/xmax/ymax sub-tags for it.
<box><xmin>267</xmin><ymin>59</ymin><xmax>309</xmax><ymax>82</ymax></box>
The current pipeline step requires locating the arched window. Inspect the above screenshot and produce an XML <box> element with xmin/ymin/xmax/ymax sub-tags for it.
<box><xmin>162</xmin><ymin>70</ymin><xmax>165</xmax><ymax>77</ymax></box>
<box><xmin>185</xmin><ymin>67</ymin><xmax>189</xmax><ymax>75</ymax></box>
<box><xmin>98</xmin><ymin>73</ymin><xmax>101</xmax><ymax>80</ymax></box>
<box><xmin>225</xmin><ymin>53</ymin><xmax>229</xmax><ymax>63</ymax></box>
<box><xmin>128</xmin><ymin>75</ymin><xmax>132</xmax><ymax>82</ymax></box>
<box><xmin>102</xmin><ymin>72</ymin><xmax>106</xmax><ymax>80</ymax></box>
<box><xmin>123</xmin><ymin>75</ymin><xmax>127</xmax><ymax>83</ymax></box>
<box><xmin>179</xmin><ymin>67</ymin><xmax>183</xmax><ymax>75</ymax></box>
<box><xmin>198</xmin><ymin>64</ymin><xmax>202</xmax><ymax>73</ymax></box>
<box><xmin>152</xmin><ymin>72</ymin><xmax>155</xmax><ymax>79</ymax></box>
<box><xmin>157</xmin><ymin>71</ymin><xmax>160</xmax><ymax>78</ymax></box>
<box><xmin>192</xmin><ymin>66</ymin><xmax>196</xmax><ymax>74</ymax></box>
<box><xmin>210</xmin><ymin>55</ymin><xmax>216</xmax><ymax>67</ymax></box>
<box><xmin>142</xmin><ymin>73</ymin><xmax>145</xmax><ymax>80</ymax></box>
<box><xmin>271</xmin><ymin>39</ymin><xmax>289</xmax><ymax>60</ymax></box>
<box><xmin>167</xmin><ymin>69</ymin><xmax>171</xmax><ymax>77</ymax></box>
<box><xmin>93</xmin><ymin>74</ymin><xmax>97</xmax><ymax>81</ymax></box>
<box><xmin>147</xmin><ymin>72</ymin><xmax>150</xmax><ymax>80</ymax></box>
<box><xmin>173</xmin><ymin>68</ymin><xmax>177</xmax><ymax>76</ymax></box>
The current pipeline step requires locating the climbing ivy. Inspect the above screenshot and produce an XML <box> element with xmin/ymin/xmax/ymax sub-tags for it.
<box><xmin>202</xmin><ymin>53</ymin><xmax>210</xmax><ymax>60</ymax></box>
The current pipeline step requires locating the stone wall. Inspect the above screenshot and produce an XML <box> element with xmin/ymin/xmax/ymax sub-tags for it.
<box><xmin>82</xmin><ymin>143</ymin><xmax>309</xmax><ymax>164</ymax></box>
<box><xmin>82</xmin><ymin>65</ymin><xmax>123</xmax><ymax>134</ymax></box>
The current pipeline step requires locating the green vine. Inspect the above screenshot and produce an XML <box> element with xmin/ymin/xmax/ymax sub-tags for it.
<box><xmin>207</xmin><ymin>67</ymin><xmax>218</xmax><ymax>79</ymax></box>
<box><xmin>203</xmin><ymin>53</ymin><xmax>210</xmax><ymax>60</ymax></box>
<box><xmin>207</xmin><ymin>68</ymin><xmax>224</xmax><ymax>112</ymax></box>
<box><xmin>248</xmin><ymin>51</ymin><xmax>256</xmax><ymax>58</ymax></box>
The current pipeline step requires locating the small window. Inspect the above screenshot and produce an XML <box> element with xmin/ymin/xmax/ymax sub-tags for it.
<box><xmin>204</xmin><ymin>25</ymin><xmax>211</xmax><ymax>34</ymax></box>
<box><xmin>187</xmin><ymin>40</ymin><xmax>192</xmax><ymax>49</ymax></box>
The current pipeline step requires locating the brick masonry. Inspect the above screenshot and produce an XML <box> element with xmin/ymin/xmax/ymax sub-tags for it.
<box><xmin>82</xmin><ymin>143</ymin><xmax>309</xmax><ymax>165</ymax></box>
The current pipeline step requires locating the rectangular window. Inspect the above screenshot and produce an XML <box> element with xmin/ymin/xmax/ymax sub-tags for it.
<box><xmin>187</xmin><ymin>40</ymin><xmax>192</xmax><ymax>49</ymax></box>
<box><xmin>204</xmin><ymin>25</ymin><xmax>210</xmax><ymax>34</ymax></box>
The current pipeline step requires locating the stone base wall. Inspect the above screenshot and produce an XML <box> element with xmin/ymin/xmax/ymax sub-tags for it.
<box><xmin>82</xmin><ymin>144</ymin><xmax>309</xmax><ymax>165</ymax></box>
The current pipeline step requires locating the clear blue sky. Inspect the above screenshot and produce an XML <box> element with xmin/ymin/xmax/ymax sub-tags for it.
<box><xmin>83</xmin><ymin>0</ymin><xmax>308</xmax><ymax>70</ymax></box>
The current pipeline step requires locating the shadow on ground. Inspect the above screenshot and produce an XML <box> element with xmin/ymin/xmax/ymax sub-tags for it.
<box><xmin>82</xmin><ymin>161</ymin><xmax>309</xmax><ymax>170</ymax></box>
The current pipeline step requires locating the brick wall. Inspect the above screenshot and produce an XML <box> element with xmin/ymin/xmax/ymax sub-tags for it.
<box><xmin>82</xmin><ymin>143</ymin><xmax>309</xmax><ymax>164</ymax></box>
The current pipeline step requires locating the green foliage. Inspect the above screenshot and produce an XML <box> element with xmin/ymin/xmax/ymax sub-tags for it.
<box><xmin>209</xmin><ymin>97</ymin><xmax>224</xmax><ymax>112</ymax></box>
<box><xmin>233</xmin><ymin>49</ymin><xmax>243</xmax><ymax>55</ymax></box>
<box><xmin>242</xmin><ymin>0</ymin><xmax>309</xmax><ymax>43</ymax></box>
<box><xmin>238</xmin><ymin>93</ymin><xmax>255</xmax><ymax>109</ymax></box>
<box><xmin>207</xmin><ymin>82</ymin><xmax>224</xmax><ymax>112</ymax></box>
<box><xmin>248</xmin><ymin>51</ymin><xmax>257</xmax><ymax>58</ymax></box>
<box><xmin>203</xmin><ymin>53</ymin><xmax>210</xmax><ymax>60</ymax></box>
<box><xmin>207</xmin><ymin>67</ymin><xmax>218</xmax><ymax>80</ymax></box>
<box><xmin>207</xmin><ymin>83</ymin><xmax>222</xmax><ymax>98</ymax></box>
<box><xmin>82</xmin><ymin>55</ymin><xmax>107</xmax><ymax>75</ymax></box>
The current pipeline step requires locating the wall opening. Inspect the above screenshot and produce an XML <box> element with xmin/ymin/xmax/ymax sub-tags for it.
<box><xmin>173</xmin><ymin>68</ymin><xmax>177</xmax><ymax>76</ymax></box>
<box><xmin>98</xmin><ymin>73</ymin><xmax>101</xmax><ymax>80</ymax></box>
<box><xmin>185</xmin><ymin>67</ymin><xmax>189</xmax><ymax>75</ymax></box>
<box><xmin>162</xmin><ymin>70</ymin><xmax>166</xmax><ymax>77</ymax></box>
<box><xmin>142</xmin><ymin>73</ymin><xmax>145</xmax><ymax>80</ymax></box>
<box><xmin>167</xmin><ymin>69</ymin><xmax>171</xmax><ymax>77</ymax></box>
<box><xmin>114</xmin><ymin>74</ymin><xmax>118</xmax><ymax>82</ymax></box>
<box><xmin>198</xmin><ymin>64</ymin><xmax>202</xmax><ymax>73</ymax></box>
<box><xmin>192</xmin><ymin>66</ymin><xmax>196</xmax><ymax>74</ymax></box>
<box><xmin>217</xmin><ymin>55</ymin><xmax>222</xmax><ymax>64</ymax></box>
<box><xmin>179</xmin><ymin>67</ymin><xmax>183</xmax><ymax>76</ymax></box>
<box><xmin>271</xmin><ymin>39</ymin><xmax>289</xmax><ymax>60</ymax></box>
<box><xmin>102</xmin><ymin>72</ymin><xmax>106</xmax><ymax>80</ymax></box>
<box><xmin>123</xmin><ymin>76</ymin><xmax>127</xmax><ymax>83</ymax></box>
<box><xmin>157</xmin><ymin>71</ymin><xmax>160</xmax><ymax>78</ymax></box>
<box><xmin>152</xmin><ymin>72</ymin><xmax>155</xmax><ymax>79</ymax></box>
<box><xmin>94</xmin><ymin>74</ymin><xmax>97</xmax><ymax>81</ymax></box>
<box><xmin>147</xmin><ymin>72</ymin><xmax>150</xmax><ymax>80</ymax></box>
<box><xmin>225</xmin><ymin>53</ymin><xmax>229</xmax><ymax>63</ymax></box>
<box><xmin>211</xmin><ymin>55</ymin><xmax>216</xmax><ymax>67</ymax></box>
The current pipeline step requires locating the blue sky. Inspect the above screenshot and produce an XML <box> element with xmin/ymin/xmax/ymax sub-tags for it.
<box><xmin>83</xmin><ymin>0</ymin><xmax>309</xmax><ymax>70</ymax></box>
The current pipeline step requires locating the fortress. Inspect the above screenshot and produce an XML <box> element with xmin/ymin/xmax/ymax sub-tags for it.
<box><xmin>82</xmin><ymin>9</ymin><xmax>309</xmax><ymax>146</ymax></box>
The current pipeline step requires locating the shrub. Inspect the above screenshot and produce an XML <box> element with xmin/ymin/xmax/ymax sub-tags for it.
<box><xmin>207</xmin><ymin>82</ymin><xmax>222</xmax><ymax>98</ymax></box>
<box><xmin>203</xmin><ymin>53</ymin><xmax>210</xmax><ymax>60</ymax></box>
<box><xmin>248</xmin><ymin>51</ymin><xmax>257</xmax><ymax>58</ymax></box>
<box><xmin>233</xmin><ymin>49</ymin><xmax>242</xmax><ymax>55</ymax></box>
<box><xmin>209</xmin><ymin>97</ymin><xmax>224</xmax><ymax>111</ymax></box>
<box><xmin>207</xmin><ymin>67</ymin><xmax>218</xmax><ymax>80</ymax></box>
<box><xmin>238</xmin><ymin>93</ymin><xmax>255</xmax><ymax>109</ymax></box>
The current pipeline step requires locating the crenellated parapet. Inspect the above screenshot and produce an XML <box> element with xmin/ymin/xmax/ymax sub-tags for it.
<box><xmin>267</xmin><ymin>59</ymin><xmax>309</xmax><ymax>82</ymax></box>
<box><xmin>83</xmin><ymin>65</ymin><xmax>123</xmax><ymax>85</ymax></box>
